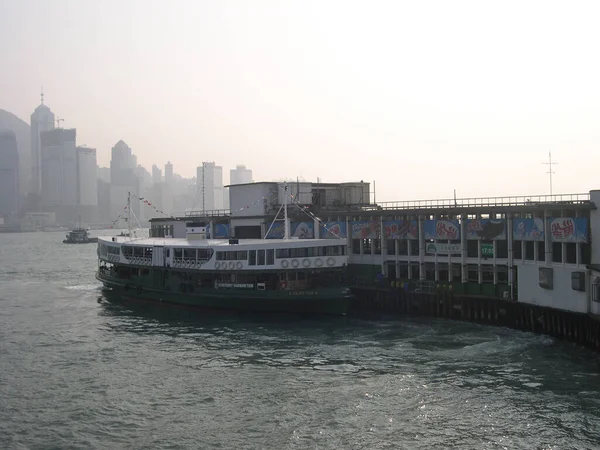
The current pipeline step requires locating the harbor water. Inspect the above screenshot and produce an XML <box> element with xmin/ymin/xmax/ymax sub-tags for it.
<box><xmin>1</xmin><ymin>232</ymin><xmax>600</xmax><ymax>449</ymax></box>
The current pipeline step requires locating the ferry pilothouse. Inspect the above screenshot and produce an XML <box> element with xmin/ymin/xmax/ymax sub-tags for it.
<box><xmin>96</xmin><ymin>189</ymin><xmax>353</xmax><ymax>315</ymax></box>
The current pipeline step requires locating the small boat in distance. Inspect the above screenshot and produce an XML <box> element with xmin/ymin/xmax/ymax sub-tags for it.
<box><xmin>63</xmin><ymin>227</ymin><xmax>98</xmax><ymax>244</ymax></box>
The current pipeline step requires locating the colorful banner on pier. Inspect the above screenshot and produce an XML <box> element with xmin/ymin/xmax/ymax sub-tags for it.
<box><xmin>513</xmin><ymin>218</ymin><xmax>544</xmax><ymax>241</ymax></box>
<box><xmin>207</xmin><ymin>223</ymin><xmax>230</xmax><ymax>239</ymax></box>
<box><xmin>466</xmin><ymin>219</ymin><xmax>506</xmax><ymax>240</ymax></box>
<box><xmin>549</xmin><ymin>217</ymin><xmax>588</xmax><ymax>243</ymax></box>
<box><xmin>350</xmin><ymin>220</ymin><xmax>381</xmax><ymax>239</ymax></box>
<box><xmin>423</xmin><ymin>219</ymin><xmax>460</xmax><ymax>240</ymax></box>
<box><xmin>382</xmin><ymin>220</ymin><xmax>418</xmax><ymax>239</ymax></box>
<box><xmin>265</xmin><ymin>221</ymin><xmax>315</xmax><ymax>239</ymax></box>
<box><xmin>321</xmin><ymin>221</ymin><xmax>347</xmax><ymax>239</ymax></box>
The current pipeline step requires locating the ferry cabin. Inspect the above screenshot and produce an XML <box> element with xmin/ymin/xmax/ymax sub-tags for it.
<box><xmin>97</xmin><ymin>237</ymin><xmax>349</xmax><ymax>294</ymax></box>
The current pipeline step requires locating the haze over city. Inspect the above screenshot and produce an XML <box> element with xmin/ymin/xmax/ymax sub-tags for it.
<box><xmin>2</xmin><ymin>0</ymin><xmax>600</xmax><ymax>203</ymax></box>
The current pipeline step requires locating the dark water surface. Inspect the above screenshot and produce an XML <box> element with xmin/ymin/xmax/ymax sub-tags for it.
<box><xmin>1</xmin><ymin>232</ymin><xmax>600</xmax><ymax>449</ymax></box>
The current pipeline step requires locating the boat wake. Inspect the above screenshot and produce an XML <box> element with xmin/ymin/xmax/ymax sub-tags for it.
<box><xmin>64</xmin><ymin>284</ymin><xmax>102</xmax><ymax>292</ymax></box>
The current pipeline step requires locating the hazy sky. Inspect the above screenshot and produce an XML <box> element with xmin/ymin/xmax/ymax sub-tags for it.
<box><xmin>1</xmin><ymin>0</ymin><xmax>599</xmax><ymax>202</ymax></box>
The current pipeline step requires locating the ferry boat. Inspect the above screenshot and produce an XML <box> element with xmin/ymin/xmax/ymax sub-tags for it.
<box><xmin>95</xmin><ymin>191</ymin><xmax>353</xmax><ymax>315</ymax></box>
<box><xmin>63</xmin><ymin>227</ymin><xmax>98</xmax><ymax>244</ymax></box>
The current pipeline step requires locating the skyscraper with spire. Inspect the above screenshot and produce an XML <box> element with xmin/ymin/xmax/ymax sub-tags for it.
<box><xmin>30</xmin><ymin>90</ymin><xmax>55</xmax><ymax>196</ymax></box>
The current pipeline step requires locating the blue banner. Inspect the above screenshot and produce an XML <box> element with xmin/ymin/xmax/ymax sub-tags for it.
<box><xmin>513</xmin><ymin>218</ymin><xmax>544</xmax><ymax>241</ymax></box>
<box><xmin>207</xmin><ymin>223</ymin><xmax>230</xmax><ymax>239</ymax></box>
<box><xmin>549</xmin><ymin>217</ymin><xmax>588</xmax><ymax>243</ymax></box>
<box><xmin>265</xmin><ymin>221</ymin><xmax>314</xmax><ymax>239</ymax></box>
<box><xmin>423</xmin><ymin>219</ymin><xmax>460</xmax><ymax>240</ymax></box>
<box><xmin>466</xmin><ymin>219</ymin><xmax>506</xmax><ymax>240</ymax></box>
<box><xmin>383</xmin><ymin>220</ymin><xmax>418</xmax><ymax>239</ymax></box>
<box><xmin>350</xmin><ymin>220</ymin><xmax>380</xmax><ymax>239</ymax></box>
<box><xmin>321</xmin><ymin>221</ymin><xmax>347</xmax><ymax>239</ymax></box>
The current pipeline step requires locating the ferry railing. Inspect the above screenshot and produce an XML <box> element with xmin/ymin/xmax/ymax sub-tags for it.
<box><xmin>183</xmin><ymin>209</ymin><xmax>231</xmax><ymax>218</ymax></box>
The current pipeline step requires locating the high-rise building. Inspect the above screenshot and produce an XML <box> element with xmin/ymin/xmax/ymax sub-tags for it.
<box><xmin>165</xmin><ymin>161</ymin><xmax>173</xmax><ymax>186</ymax></box>
<box><xmin>0</xmin><ymin>131</ymin><xmax>19</xmax><ymax>221</ymax></box>
<box><xmin>76</xmin><ymin>146</ymin><xmax>98</xmax><ymax>223</ymax></box>
<box><xmin>230</xmin><ymin>164</ymin><xmax>253</xmax><ymax>185</ymax></box>
<box><xmin>40</xmin><ymin>128</ymin><xmax>77</xmax><ymax>223</ymax></box>
<box><xmin>30</xmin><ymin>94</ymin><xmax>55</xmax><ymax>196</ymax></box>
<box><xmin>109</xmin><ymin>140</ymin><xmax>139</xmax><ymax>221</ymax></box>
<box><xmin>196</xmin><ymin>161</ymin><xmax>224</xmax><ymax>211</ymax></box>
<box><xmin>152</xmin><ymin>164</ymin><xmax>162</xmax><ymax>184</ymax></box>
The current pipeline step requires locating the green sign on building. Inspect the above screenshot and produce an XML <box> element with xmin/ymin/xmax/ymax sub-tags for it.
<box><xmin>481</xmin><ymin>243</ymin><xmax>494</xmax><ymax>257</ymax></box>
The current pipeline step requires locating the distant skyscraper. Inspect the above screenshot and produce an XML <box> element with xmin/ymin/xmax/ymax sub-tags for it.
<box><xmin>109</xmin><ymin>140</ymin><xmax>139</xmax><ymax>221</ymax></box>
<box><xmin>165</xmin><ymin>161</ymin><xmax>173</xmax><ymax>186</ymax></box>
<box><xmin>196</xmin><ymin>161</ymin><xmax>224</xmax><ymax>211</ymax></box>
<box><xmin>30</xmin><ymin>92</ymin><xmax>55</xmax><ymax>195</ymax></box>
<box><xmin>40</xmin><ymin>128</ymin><xmax>77</xmax><ymax>222</ymax></box>
<box><xmin>76</xmin><ymin>146</ymin><xmax>98</xmax><ymax>222</ymax></box>
<box><xmin>0</xmin><ymin>131</ymin><xmax>19</xmax><ymax>221</ymax></box>
<box><xmin>152</xmin><ymin>164</ymin><xmax>162</xmax><ymax>184</ymax></box>
<box><xmin>230</xmin><ymin>164</ymin><xmax>253</xmax><ymax>185</ymax></box>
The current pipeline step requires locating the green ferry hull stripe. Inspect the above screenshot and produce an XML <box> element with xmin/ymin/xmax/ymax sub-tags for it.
<box><xmin>96</xmin><ymin>272</ymin><xmax>352</xmax><ymax>316</ymax></box>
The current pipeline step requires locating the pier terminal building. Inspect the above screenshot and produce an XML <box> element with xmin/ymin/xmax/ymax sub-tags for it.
<box><xmin>149</xmin><ymin>181</ymin><xmax>600</xmax><ymax>319</ymax></box>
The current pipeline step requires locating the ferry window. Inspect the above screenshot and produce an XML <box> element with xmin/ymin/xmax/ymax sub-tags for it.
<box><xmin>249</xmin><ymin>250</ymin><xmax>256</xmax><ymax>265</ymax></box>
<box><xmin>552</xmin><ymin>242</ymin><xmax>562</xmax><ymax>263</ymax></box>
<box><xmin>166</xmin><ymin>249</ymin><xmax>171</xmax><ymax>257</ymax></box>
<box><xmin>513</xmin><ymin>241</ymin><xmax>522</xmax><ymax>260</ymax></box>
<box><xmin>352</xmin><ymin>239</ymin><xmax>360</xmax><ymax>254</ymax></box>
<box><xmin>266</xmin><ymin>249</ymin><xmax>274</xmax><ymax>265</ymax></box>
<box><xmin>216</xmin><ymin>252</ymin><xmax>225</xmax><ymax>261</ymax></box>
<box><xmin>276</xmin><ymin>249</ymin><xmax>290</xmax><ymax>258</ymax></box>
<box><xmin>174</xmin><ymin>248</ymin><xmax>182</xmax><ymax>258</ymax></box>
<box><xmin>257</xmin><ymin>249</ymin><xmax>265</xmax><ymax>265</ymax></box>
<box><xmin>198</xmin><ymin>249</ymin><xmax>212</xmax><ymax>260</ymax></box>
<box><xmin>145</xmin><ymin>247</ymin><xmax>153</xmax><ymax>257</ymax></box>
<box><xmin>227</xmin><ymin>252</ymin><xmax>236</xmax><ymax>261</ymax></box>
<box><xmin>133</xmin><ymin>247</ymin><xmax>144</xmax><ymax>257</ymax></box>
<box><xmin>496</xmin><ymin>240</ymin><xmax>508</xmax><ymax>259</ymax></box>
<box><xmin>184</xmin><ymin>249</ymin><xmax>196</xmax><ymax>259</ymax></box>
<box><xmin>237</xmin><ymin>251</ymin><xmax>248</xmax><ymax>260</ymax></box>
<box><xmin>317</xmin><ymin>247</ymin><xmax>326</xmax><ymax>257</ymax></box>
<box><xmin>342</xmin><ymin>246</ymin><xmax>347</xmax><ymax>256</ymax></box>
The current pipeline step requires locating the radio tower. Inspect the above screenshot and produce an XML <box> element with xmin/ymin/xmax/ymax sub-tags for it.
<box><xmin>543</xmin><ymin>152</ymin><xmax>557</xmax><ymax>196</ymax></box>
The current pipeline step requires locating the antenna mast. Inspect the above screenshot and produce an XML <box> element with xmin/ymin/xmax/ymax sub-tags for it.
<box><xmin>542</xmin><ymin>152</ymin><xmax>558</xmax><ymax>196</ymax></box>
<box><xmin>284</xmin><ymin>183</ymin><xmax>290</xmax><ymax>240</ymax></box>
<box><xmin>41</xmin><ymin>86</ymin><xmax>44</xmax><ymax>104</ymax></box>
<box><xmin>127</xmin><ymin>191</ymin><xmax>132</xmax><ymax>238</ymax></box>
<box><xmin>56</xmin><ymin>116</ymin><xmax>64</xmax><ymax>128</ymax></box>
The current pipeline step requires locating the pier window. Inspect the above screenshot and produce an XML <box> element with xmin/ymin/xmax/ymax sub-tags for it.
<box><xmin>374</xmin><ymin>239</ymin><xmax>382</xmax><ymax>255</ymax></box>
<box><xmin>565</xmin><ymin>243</ymin><xmax>576</xmax><ymax>264</ymax></box>
<box><xmin>362</xmin><ymin>239</ymin><xmax>372</xmax><ymax>254</ymax></box>
<box><xmin>425</xmin><ymin>263</ymin><xmax>435</xmax><ymax>281</ymax></box>
<box><xmin>352</xmin><ymin>239</ymin><xmax>360</xmax><ymax>254</ymax></box>
<box><xmin>482</xmin><ymin>265</ymin><xmax>494</xmax><ymax>283</ymax></box>
<box><xmin>525</xmin><ymin>242</ymin><xmax>534</xmax><ymax>260</ymax></box>
<box><xmin>409</xmin><ymin>263</ymin><xmax>419</xmax><ymax>280</ymax></box>
<box><xmin>409</xmin><ymin>241</ymin><xmax>419</xmax><ymax>256</ymax></box>
<box><xmin>513</xmin><ymin>241</ymin><xmax>522</xmax><ymax>260</ymax></box>
<box><xmin>582</xmin><ymin>243</ymin><xmax>591</xmax><ymax>265</ymax></box>
<box><xmin>398</xmin><ymin>263</ymin><xmax>409</xmax><ymax>280</ymax></box>
<box><xmin>467</xmin><ymin>241</ymin><xmax>478</xmax><ymax>258</ymax></box>
<box><xmin>536</xmin><ymin>242</ymin><xmax>545</xmax><ymax>262</ymax></box>
<box><xmin>497</xmin><ymin>265</ymin><xmax>508</xmax><ymax>284</ymax></box>
<box><xmin>249</xmin><ymin>250</ymin><xmax>256</xmax><ymax>266</ymax></box>
<box><xmin>398</xmin><ymin>240</ymin><xmax>408</xmax><ymax>256</ymax></box>
<box><xmin>438</xmin><ymin>263</ymin><xmax>449</xmax><ymax>282</ymax></box>
<box><xmin>257</xmin><ymin>249</ymin><xmax>266</xmax><ymax>265</ymax></box>
<box><xmin>451</xmin><ymin>263</ymin><xmax>461</xmax><ymax>282</ymax></box>
<box><xmin>386</xmin><ymin>239</ymin><xmax>395</xmax><ymax>255</ymax></box>
<box><xmin>467</xmin><ymin>264</ymin><xmax>478</xmax><ymax>282</ymax></box>
<box><xmin>496</xmin><ymin>240</ymin><xmax>508</xmax><ymax>259</ymax></box>
<box><xmin>266</xmin><ymin>249</ymin><xmax>274</xmax><ymax>265</ymax></box>
<box><xmin>552</xmin><ymin>242</ymin><xmax>562</xmax><ymax>263</ymax></box>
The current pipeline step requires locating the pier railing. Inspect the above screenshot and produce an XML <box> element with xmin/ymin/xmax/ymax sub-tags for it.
<box><xmin>360</xmin><ymin>193</ymin><xmax>592</xmax><ymax>211</ymax></box>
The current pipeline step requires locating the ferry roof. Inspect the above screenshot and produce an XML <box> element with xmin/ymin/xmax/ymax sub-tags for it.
<box><xmin>98</xmin><ymin>236</ymin><xmax>346</xmax><ymax>248</ymax></box>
